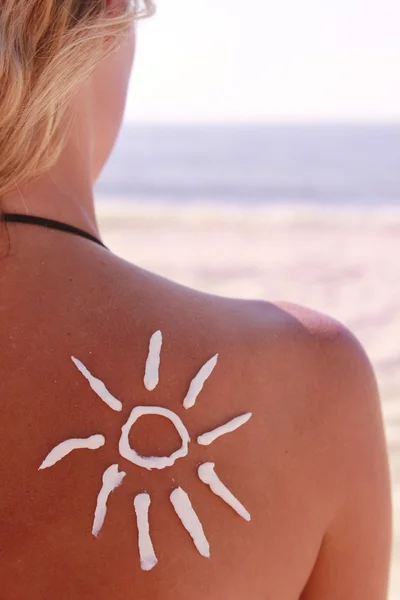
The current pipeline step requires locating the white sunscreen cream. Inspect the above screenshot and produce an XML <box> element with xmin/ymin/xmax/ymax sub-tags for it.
<box><xmin>71</xmin><ymin>357</ymin><xmax>122</xmax><ymax>412</ymax></box>
<box><xmin>144</xmin><ymin>330</ymin><xmax>162</xmax><ymax>391</ymax></box>
<box><xmin>39</xmin><ymin>434</ymin><xmax>105</xmax><ymax>470</ymax></box>
<box><xmin>170</xmin><ymin>487</ymin><xmax>210</xmax><ymax>558</ymax></box>
<box><xmin>92</xmin><ymin>464</ymin><xmax>126</xmax><ymax>537</ymax></box>
<box><xmin>183</xmin><ymin>354</ymin><xmax>218</xmax><ymax>409</ymax></box>
<box><xmin>134</xmin><ymin>493</ymin><xmax>158</xmax><ymax>571</ymax></box>
<box><xmin>119</xmin><ymin>406</ymin><xmax>190</xmax><ymax>470</ymax></box>
<box><xmin>197</xmin><ymin>412</ymin><xmax>252</xmax><ymax>446</ymax></box>
<box><xmin>198</xmin><ymin>463</ymin><xmax>251</xmax><ymax>522</ymax></box>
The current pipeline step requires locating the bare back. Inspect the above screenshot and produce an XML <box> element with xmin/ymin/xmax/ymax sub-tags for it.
<box><xmin>0</xmin><ymin>226</ymin><xmax>391</xmax><ymax>600</ymax></box>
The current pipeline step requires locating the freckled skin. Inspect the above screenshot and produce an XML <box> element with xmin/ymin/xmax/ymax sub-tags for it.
<box><xmin>0</xmin><ymin>234</ymin><xmax>391</xmax><ymax>600</ymax></box>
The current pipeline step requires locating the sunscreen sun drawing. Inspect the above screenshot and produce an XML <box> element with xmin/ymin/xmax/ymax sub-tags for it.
<box><xmin>38</xmin><ymin>330</ymin><xmax>252</xmax><ymax>571</ymax></box>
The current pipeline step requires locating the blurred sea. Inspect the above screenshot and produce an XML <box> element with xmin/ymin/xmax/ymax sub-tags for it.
<box><xmin>96</xmin><ymin>123</ymin><xmax>400</xmax><ymax>211</ymax></box>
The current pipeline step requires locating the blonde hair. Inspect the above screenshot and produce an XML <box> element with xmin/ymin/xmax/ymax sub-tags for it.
<box><xmin>0</xmin><ymin>0</ymin><xmax>154</xmax><ymax>197</ymax></box>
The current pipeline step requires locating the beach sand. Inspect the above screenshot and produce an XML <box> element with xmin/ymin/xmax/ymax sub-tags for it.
<box><xmin>99</xmin><ymin>203</ymin><xmax>400</xmax><ymax>597</ymax></box>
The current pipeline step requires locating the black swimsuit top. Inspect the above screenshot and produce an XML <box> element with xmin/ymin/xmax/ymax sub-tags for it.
<box><xmin>2</xmin><ymin>213</ymin><xmax>107</xmax><ymax>249</ymax></box>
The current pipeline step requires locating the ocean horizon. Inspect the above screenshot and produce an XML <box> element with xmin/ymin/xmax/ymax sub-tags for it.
<box><xmin>96</xmin><ymin>123</ymin><xmax>400</xmax><ymax>209</ymax></box>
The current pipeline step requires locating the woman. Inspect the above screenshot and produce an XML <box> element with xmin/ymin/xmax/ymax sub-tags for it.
<box><xmin>0</xmin><ymin>1</ymin><xmax>391</xmax><ymax>598</ymax></box>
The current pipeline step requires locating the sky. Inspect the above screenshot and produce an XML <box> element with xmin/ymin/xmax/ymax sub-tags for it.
<box><xmin>126</xmin><ymin>0</ymin><xmax>400</xmax><ymax>123</ymax></box>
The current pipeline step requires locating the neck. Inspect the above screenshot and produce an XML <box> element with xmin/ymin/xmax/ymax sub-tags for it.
<box><xmin>1</xmin><ymin>110</ymin><xmax>100</xmax><ymax>240</ymax></box>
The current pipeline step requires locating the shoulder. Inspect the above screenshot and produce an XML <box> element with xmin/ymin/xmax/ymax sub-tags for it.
<box><xmin>255</xmin><ymin>299</ymin><xmax>383</xmax><ymax>450</ymax></box>
<box><xmin>97</xmin><ymin>253</ymin><xmax>375</xmax><ymax>389</ymax></box>
<box><xmin>112</xmin><ymin>262</ymin><xmax>384</xmax><ymax>462</ymax></box>
<box><xmin>67</xmin><ymin>249</ymin><xmax>382</xmax><ymax>434</ymax></box>
<box><xmin>269</xmin><ymin>308</ymin><xmax>392</xmax><ymax>598</ymax></box>
<box><xmin>228</xmin><ymin>297</ymin><xmax>386</xmax><ymax>482</ymax></box>
<box><xmin>247</xmin><ymin>298</ymin><xmax>377</xmax><ymax>392</ymax></box>
<box><xmin>208</xmin><ymin>297</ymin><xmax>390</xmax><ymax>548</ymax></box>
<box><xmin>68</xmin><ymin>247</ymin><xmax>378</xmax><ymax>391</ymax></box>
<box><xmin>82</xmin><ymin>250</ymin><xmax>390</xmax><ymax>478</ymax></box>
<box><xmin>270</xmin><ymin>301</ymin><xmax>389</xmax><ymax>516</ymax></box>
<box><xmin>270</xmin><ymin>300</ymin><xmax>381</xmax><ymax>425</ymax></box>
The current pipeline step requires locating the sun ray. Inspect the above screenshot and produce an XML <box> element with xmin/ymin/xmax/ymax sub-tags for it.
<box><xmin>197</xmin><ymin>412</ymin><xmax>252</xmax><ymax>446</ymax></box>
<box><xmin>170</xmin><ymin>487</ymin><xmax>210</xmax><ymax>558</ymax></box>
<box><xmin>39</xmin><ymin>434</ymin><xmax>105</xmax><ymax>470</ymax></box>
<box><xmin>144</xmin><ymin>330</ymin><xmax>162</xmax><ymax>391</ymax></box>
<box><xmin>71</xmin><ymin>357</ymin><xmax>123</xmax><ymax>412</ymax></box>
<box><xmin>92</xmin><ymin>464</ymin><xmax>126</xmax><ymax>537</ymax></box>
<box><xmin>134</xmin><ymin>493</ymin><xmax>158</xmax><ymax>571</ymax></box>
<box><xmin>183</xmin><ymin>354</ymin><xmax>218</xmax><ymax>410</ymax></box>
<box><xmin>198</xmin><ymin>463</ymin><xmax>251</xmax><ymax>521</ymax></box>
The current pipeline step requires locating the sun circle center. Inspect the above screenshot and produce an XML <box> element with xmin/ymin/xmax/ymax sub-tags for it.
<box><xmin>119</xmin><ymin>406</ymin><xmax>190</xmax><ymax>470</ymax></box>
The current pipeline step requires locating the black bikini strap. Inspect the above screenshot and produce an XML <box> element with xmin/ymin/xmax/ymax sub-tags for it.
<box><xmin>1</xmin><ymin>213</ymin><xmax>108</xmax><ymax>249</ymax></box>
